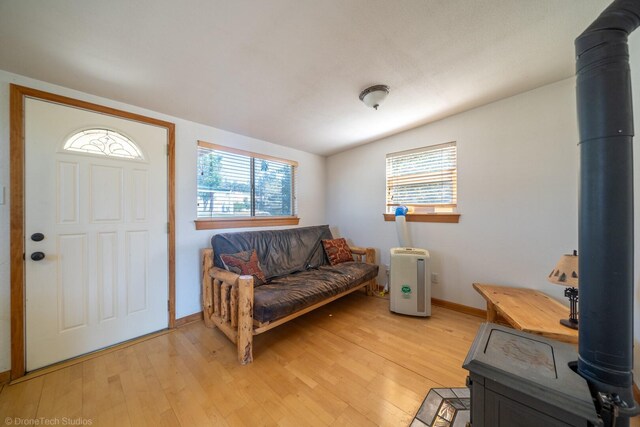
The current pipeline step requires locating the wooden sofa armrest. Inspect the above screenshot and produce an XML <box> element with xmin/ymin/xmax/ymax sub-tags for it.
<box><xmin>349</xmin><ymin>245</ymin><xmax>367</xmax><ymax>255</ymax></box>
<box><xmin>349</xmin><ymin>245</ymin><xmax>376</xmax><ymax>265</ymax></box>
<box><xmin>201</xmin><ymin>248</ymin><xmax>255</xmax><ymax>364</ymax></box>
<box><xmin>210</xmin><ymin>266</ymin><xmax>240</xmax><ymax>284</ymax></box>
<box><xmin>348</xmin><ymin>245</ymin><xmax>377</xmax><ymax>295</ymax></box>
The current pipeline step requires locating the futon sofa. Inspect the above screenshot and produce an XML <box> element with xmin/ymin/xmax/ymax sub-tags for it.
<box><xmin>200</xmin><ymin>225</ymin><xmax>378</xmax><ymax>364</ymax></box>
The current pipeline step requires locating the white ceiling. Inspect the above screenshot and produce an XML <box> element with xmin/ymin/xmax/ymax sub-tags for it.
<box><xmin>0</xmin><ymin>0</ymin><xmax>610</xmax><ymax>156</ymax></box>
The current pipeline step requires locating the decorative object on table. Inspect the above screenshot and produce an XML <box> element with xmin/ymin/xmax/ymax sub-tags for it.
<box><xmin>548</xmin><ymin>250</ymin><xmax>579</xmax><ymax>330</ymax></box>
<box><xmin>411</xmin><ymin>387</ymin><xmax>470</xmax><ymax>427</ymax></box>
<box><xmin>359</xmin><ymin>84</ymin><xmax>389</xmax><ymax>110</ymax></box>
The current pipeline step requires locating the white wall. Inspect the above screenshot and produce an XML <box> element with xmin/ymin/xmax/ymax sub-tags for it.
<box><xmin>0</xmin><ymin>70</ymin><xmax>327</xmax><ymax>373</ymax></box>
<box><xmin>329</xmin><ymin>37</ymin><xmax>640</xmax><ymax>388</ymax></box>
<box><xmin>327</xmin><ymin>77</ymin><xmax>579</xmax><ymax>307</ymax></box>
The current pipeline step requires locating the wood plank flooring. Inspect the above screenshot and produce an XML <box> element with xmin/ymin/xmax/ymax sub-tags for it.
<box><xmin>0</xmin><ymin>292</ymin><xmax>615</xmax><ymax>426</ymax></box>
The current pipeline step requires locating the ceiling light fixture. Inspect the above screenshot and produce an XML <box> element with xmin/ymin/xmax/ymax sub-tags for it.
<box><xmin>359</xmin><ymin>85</ymin><xmax>389</xmax><ymax>110</ymax></box>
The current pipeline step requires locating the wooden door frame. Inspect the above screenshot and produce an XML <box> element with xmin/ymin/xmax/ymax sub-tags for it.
<box><xmin>10</xmin><ymin>84</ymin><xmax>177</xmax><ymax>380</ymax></box>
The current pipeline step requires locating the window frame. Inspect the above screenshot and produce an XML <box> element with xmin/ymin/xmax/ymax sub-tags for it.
<box><xmin>194</xmin><ymin>140</ymin><xmax>299</xmax><ymax>230</ymax></box>
<box><xmin>384</xmin><ymin>141</ymin><xmax>460</xmax><ymax>224</ymax></box>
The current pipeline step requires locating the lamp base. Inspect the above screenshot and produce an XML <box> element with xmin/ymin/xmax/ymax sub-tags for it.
<box><xmin>560</xmin><ymin>318</ymin><xmax>579</xmax><ymax>330</ymax></box>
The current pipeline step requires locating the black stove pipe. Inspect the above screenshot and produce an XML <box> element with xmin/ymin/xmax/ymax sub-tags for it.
<box><xmin>576</xmin><ymin>0</ymin><xmax>640</xmax><ymax>423</ymax></box>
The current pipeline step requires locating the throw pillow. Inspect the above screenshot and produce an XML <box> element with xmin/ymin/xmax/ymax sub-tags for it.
<box><xmin>322</xmin><ymin>238</ymin><xmax>353</xmax><ymax>266</ymax></box>
<box><xmin>220</xmin><ymin>249</ymin><xmax>267</xmax><ymax>286</ymax></box>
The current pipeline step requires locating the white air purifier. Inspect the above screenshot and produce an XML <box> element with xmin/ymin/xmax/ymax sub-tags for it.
<box><xmin>390</xmin><ymin>247</ymin><xmax>431</xmax><ymax>317</ymax></box>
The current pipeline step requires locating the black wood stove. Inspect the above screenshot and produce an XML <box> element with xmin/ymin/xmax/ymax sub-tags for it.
<box><xmin>464</xmin><ymin>323</ymin><xmax>600</xmax><ymax>426</ymax></box>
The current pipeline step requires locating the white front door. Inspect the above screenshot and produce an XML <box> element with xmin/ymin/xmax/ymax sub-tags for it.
<box><xmin>24</xmin><ymin>98</ymin><xmax>169</xmax><ymax>371</ymax></box>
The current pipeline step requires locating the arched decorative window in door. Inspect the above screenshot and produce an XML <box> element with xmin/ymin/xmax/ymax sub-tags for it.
<box><xmin>63</xmin><ymin>128</ymin><xmax>144</xmax><ymax>160</ymax></box>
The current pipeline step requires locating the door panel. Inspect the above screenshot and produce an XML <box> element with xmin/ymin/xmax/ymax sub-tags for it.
<box><xmin>132</xmin><ymin>169</ymin><xmax>148</xmax><ymax>221</ymax></box>
<box><xmin>25</xmin><ymin>98</ymin><xmax>168</xmax><ymax>371</ymax></box>
<box><xmin>126</xmin><ymin>230</ymin><xmax>149</xmax><ymax>314</ymax></box>
<box><xmin>57</xmin><ymin>233</ymin><xmax>87</xmax><ymax>331</ymax></box>
<box><xmin>90</xmin><ymin>164</ymin><xmax>123</xmax><ymax>222</ymax></box>
<box><xmin>97</xmin><ymin>232</ymin><xmax>118</xmax><ymax>322</ymax></box>
<box><xmin>57</xmin><ymin>161</ymin><xmax>79</xmax><ymax>224</ymax></box>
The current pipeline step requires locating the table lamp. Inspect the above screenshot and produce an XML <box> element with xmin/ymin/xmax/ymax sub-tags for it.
<box><xmin>548</xmin><ymin>250</ymin><xmax>579</xmax><ymax>330</ymax></box>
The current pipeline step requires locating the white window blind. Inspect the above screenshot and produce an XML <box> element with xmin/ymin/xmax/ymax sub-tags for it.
<box><xmin>386</xmin><ymin>142</ymin><xmax>457</xmax><ymax>212</ymax></box>
<box><xmin>197</xmin><ymin>141</ymin><xmax>297</xmax><ymax>218</ymax></box>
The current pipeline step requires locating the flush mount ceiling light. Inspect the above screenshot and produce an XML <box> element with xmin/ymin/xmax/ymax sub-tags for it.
<box><xmin>359</xmin><ymin>85</ymin><xmax>389</xmax><ymax>110</ymax></box>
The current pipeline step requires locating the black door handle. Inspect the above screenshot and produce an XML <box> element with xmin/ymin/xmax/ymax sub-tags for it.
<box><xmin>31</xmin><ymin>233</ymin><xmax>45</xmax><ymax>242</ymax></box>
<box><xmin>31</xmin><ymin>252</ymin><xmax>45</xmax><ymax>261</ymax></box>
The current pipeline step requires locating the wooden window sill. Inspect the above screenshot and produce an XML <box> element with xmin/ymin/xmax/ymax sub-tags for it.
<box><xmin>195</xmin><ymin>216</ymin><xmax>300</xmax><ymax>230</ymax></box>
<box><xmin>383</xmin><ymin>213</ymin><xmax>460</xmax><ymax>223</ymax></box>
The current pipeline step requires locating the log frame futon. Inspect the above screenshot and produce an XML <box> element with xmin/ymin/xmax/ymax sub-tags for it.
<box><xmin>200</xmin><ymin>245</ymin><xmax>376</xmax><ymax>364</ymax></box>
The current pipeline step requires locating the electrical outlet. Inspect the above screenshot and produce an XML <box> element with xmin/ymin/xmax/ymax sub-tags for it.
<box><xmin>431</xmin><ymin>273</ymin><xmax>439</xmax><ymax>284</ymax></box>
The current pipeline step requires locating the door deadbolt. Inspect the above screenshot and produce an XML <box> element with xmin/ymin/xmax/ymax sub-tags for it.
<box><xmin>31</xmin><ymin>233</ymin><xmax>45</xmax><ymax>242</ymax></box>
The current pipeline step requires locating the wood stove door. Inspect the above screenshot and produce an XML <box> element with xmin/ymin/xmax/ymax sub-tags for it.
<box><xmin>484</xmin><ymin>389</ymin><xmax>576</xmax><ymax>427</ymax></box>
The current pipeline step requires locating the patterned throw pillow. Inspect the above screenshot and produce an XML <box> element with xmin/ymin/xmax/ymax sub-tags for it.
<box><xmin>220</xmin><ymin>249</ymin><xmax>267</xmax><ymax>286</ymax></box>
<box><xmin>322</xmin><ymin>238</ymin><xmax>353</xmax><ymax>266</ymax></box>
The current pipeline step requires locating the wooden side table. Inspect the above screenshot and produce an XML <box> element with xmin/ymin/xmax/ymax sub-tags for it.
<box><xmin>473</xmin><ymin>283</ymin><xmax>578</xmax><ymax>344</ymax></box>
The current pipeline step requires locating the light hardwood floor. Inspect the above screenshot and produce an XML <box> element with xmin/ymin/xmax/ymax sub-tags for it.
<box><xmin>0</xmin><ymin>292</ymin><xmax>565</xmax><ymax>426</ymax></box>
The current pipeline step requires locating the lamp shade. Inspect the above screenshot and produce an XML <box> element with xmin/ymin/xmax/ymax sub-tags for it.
<box><xmin>359</xmin><ymin>85</ymin><xmax>389</xmax><ymax>110</ymax></box>
<box><xmin>548</xmin><ymin>250</ymin><xmax>579</xmax><ymax>287</ymax></box>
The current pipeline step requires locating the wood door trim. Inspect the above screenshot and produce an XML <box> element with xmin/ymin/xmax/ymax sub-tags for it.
<box><xmin>9</xmin><ymin>85</ymin><xmax>24</xmax><ymax>380</ymax></box>
<box><xmin>9</xmin><ymin>84</ymin><xmax>177</xmax><ymax>380</ymax></box>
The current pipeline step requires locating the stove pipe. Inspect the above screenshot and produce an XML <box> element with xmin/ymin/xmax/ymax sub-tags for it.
<box><xmin>576</xmin><ymin>0</ymin><xmax>640</xmax><ymax>420</ymax></box>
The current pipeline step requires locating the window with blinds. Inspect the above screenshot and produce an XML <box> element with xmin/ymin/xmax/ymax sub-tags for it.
<box><xmin>386</xmin><ymin>142</ymin><xmax>457</xmax><ymax>213</ymax></box>
<box><xmin>197</xmin><ymin>141</ymin><xmax>297</xmax><ymax>218</ymax></box>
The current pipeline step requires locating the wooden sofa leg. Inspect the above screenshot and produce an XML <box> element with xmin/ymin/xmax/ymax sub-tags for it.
<box><xmin>367</xmin><ymin>280</ymin><xmax>376</xmax><ymax>296</ymax></box>
<box><xmin>201</xmin><ymin>248</ymin><xmax>215</xmax><ymax>328</ymax></box>
<box><xmin>237</xmin><ymin>276</ymin><xmax>254</xmax><ymax>364</ymax></box>
<box><xmin>365</xmin><ymin>248</ymin><xmax>376</xmax><ymax>296</ymax></box>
